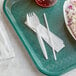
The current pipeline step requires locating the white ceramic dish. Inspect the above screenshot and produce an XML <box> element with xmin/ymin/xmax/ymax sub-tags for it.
<box><xmin>63</xmin><ymin>0</ymin><xmax>76</xmax><ymax>40</ymax></box>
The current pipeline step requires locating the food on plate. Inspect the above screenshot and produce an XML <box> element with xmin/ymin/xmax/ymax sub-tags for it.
<box><xmin>65</xmin><ymin>0</ymin><xmax>76</xmax><ymax>38</ymax></box>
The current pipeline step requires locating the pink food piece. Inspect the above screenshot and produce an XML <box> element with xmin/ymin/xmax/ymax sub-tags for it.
<box><xmin>68</xmin><ymin>5</ymin><xmax>73</xmax><ymax>9</ymax></box>
<box><xmin>35</xmin><ymin>0</ymin><xmax>57</xmax><ymax>7</ymax></box>
<box><xmin>65</xmin><ymin>10</ymin><xmax>69</xmax><ymax>14</ymax></box>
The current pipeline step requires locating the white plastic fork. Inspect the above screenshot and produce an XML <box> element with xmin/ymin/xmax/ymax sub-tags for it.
<box><xmin>26</xmin><ymin>13</ymin><xmax>48</xmax><ymax>59</ymax></box>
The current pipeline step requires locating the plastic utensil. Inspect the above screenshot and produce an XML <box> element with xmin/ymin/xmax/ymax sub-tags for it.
<box><xmin>26</xmin><ymin>13</ymin><xmax>48</xmax><ymax>59</ymax></box>
<box><xmin>43</xmin><ymin>13</ymin><xmax>57</xmax><ymax>60</ymax></box>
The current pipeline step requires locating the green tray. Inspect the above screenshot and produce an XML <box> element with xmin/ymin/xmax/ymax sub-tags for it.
<box><xmin>3</xmin><ymin>0</ymin><xmax>76</xmax><ymax>76</ymax></box>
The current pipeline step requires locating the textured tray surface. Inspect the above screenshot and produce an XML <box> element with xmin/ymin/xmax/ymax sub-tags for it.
<box><xmin>3</xmin><ymin>0</ymin><xmax>76</xmax><ymax>75</ymax></box>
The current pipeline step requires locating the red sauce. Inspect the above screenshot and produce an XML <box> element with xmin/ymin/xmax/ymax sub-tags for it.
<box><xmin>35</xmin><ymin>0</ymin><xmax>57</xmax><ymax>7</ymax></box>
